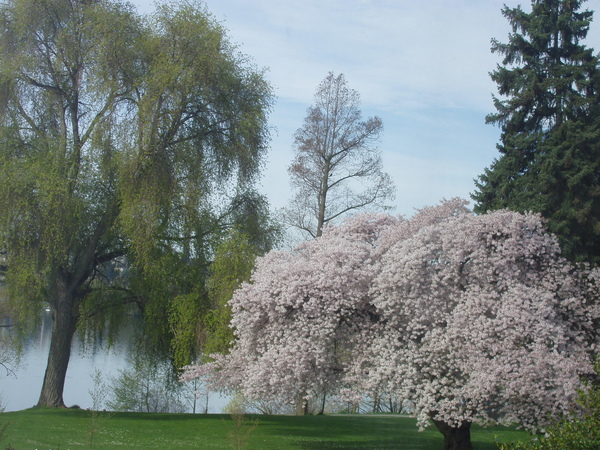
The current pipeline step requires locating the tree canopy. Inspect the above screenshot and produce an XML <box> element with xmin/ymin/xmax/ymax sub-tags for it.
<box><xmin>472</xmin><ymin>0</ymin><xmax>600</xmax><ymax>264</ymax></box>
<box><xmin>0</xmin><ymin>0</ymin><xmax>276</xmax><ymax>408</ymax></box>
<box><xmin>184</xmin><ymin>199</ymin><xmax>600</xmax><ymax>450</ymax></box>
<box><xmin>283</xmin><ymin>72</ymin><xmax>395</xmax><ymax>239</ymax></box>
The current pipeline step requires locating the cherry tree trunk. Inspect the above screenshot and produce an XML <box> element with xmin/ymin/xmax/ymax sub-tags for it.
<box><xmin>37</xmin><ymin>286</ymin><xmax>77</xmax><ymax>408</ymax></box>
<box><xmin>431</xmin><ymin>418</ymin><xmax>473</xmax><ymax>450</ymax></box>
<box><xmin>295</xmin><ymin>393</ymin><xmax>309</xmax><ymax>415</ymax></box>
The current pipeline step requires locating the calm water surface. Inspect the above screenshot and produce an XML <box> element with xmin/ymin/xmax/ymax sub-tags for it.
<box><xmin>0</xmin><ymin>310</ymin><xmax>227</xmax><ymax>412</ymax></box>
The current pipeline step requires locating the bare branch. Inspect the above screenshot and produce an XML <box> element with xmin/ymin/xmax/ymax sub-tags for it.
<box><xmin>285</xmin><ymin>72</ymin><xmax>395</xmax><ymax>238</ymax></box>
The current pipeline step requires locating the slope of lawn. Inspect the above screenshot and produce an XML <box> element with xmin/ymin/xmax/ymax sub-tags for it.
<box><xmin>0</xmin><ymin>408</ymin><xmax>530</xmax><ymax>449</ymax></box>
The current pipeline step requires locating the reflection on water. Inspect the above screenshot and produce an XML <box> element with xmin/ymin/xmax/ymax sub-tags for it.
<box><xmin>0</xmin><ymin>310</ymin><xmax>228</xmax><ymax>413</ymax></box>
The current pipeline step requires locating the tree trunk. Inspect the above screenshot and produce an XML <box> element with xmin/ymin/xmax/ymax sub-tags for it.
<box><xmin>318</xmin><ymin>391</ymin><xmax>326</xmax><ymax>415</ymax></box>
<box><xmin>295</xmin><ymin>393</ymin><xmax>309</xmax><ymax>415</ymax></box>
<box><xmin>431</xmin><ymin>418</ymin><xmax>473</xmax><ymax>450</ymax></box>
<box><xmin>37</xmin><ymin>285</ymin><xmax>77</xmax><ymax>408</ymax></box>
<box><xmin>315</xmin><ymin>159</ymin><xmax>331</xmax><ymax>238</ymax></box>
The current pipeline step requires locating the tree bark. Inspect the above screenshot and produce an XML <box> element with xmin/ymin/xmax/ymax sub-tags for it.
<box><xmin>295</xmin><ymin>392</ymin><xmax>309</xmax><ymax>415</ymax></box>
<box><xmin>318</xmin><ymin>391</ymin><xmax>326</xmax><ymax>415</ymax></box>
<box><xmin>431</xmin><ymin>418</ymin><xmax>473</xmax><ymax>450</ymax></box>
<box><xmin>315</xmin><ymin>161</ymin><xmax>330</xmax><ymax>238</ymax></box>
<box><xmin>37</xmin><ymin>283</ymin><xmax>77</xmax><ymax>408</ymax></box>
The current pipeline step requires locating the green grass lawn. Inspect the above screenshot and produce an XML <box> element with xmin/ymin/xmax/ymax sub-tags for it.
<box><xmin>0</xmin><ymin>408</ymin><xmax>531</xmax><ymax>449</ymax></box>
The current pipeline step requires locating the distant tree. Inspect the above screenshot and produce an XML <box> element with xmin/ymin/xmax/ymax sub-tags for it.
<box><xmin>108</xmin><ymin>353</ymin><xmax>186</xmax><ymax>413</ymax></box>
<box><xmin>0</xmin><ymin>0</ymin><xmax>274</xmax><ymax>408</ymax></box>
<box><xmin>0</xmin><ymin>300</ymin><xmax>18</xmax><ymax>378</ymax></box>
<box><xmin>472</xmin><ymin>0</ymin><xmax>600</xmax><ymax>263</ymax></box>
<box><xmin>0</xmin><ymin>337</ymin><xmax>17</xmax><ymax>378</ymax></box>
<box><xmin>184</xmin><ymin>200</ymin><xmax>599</xmax><ymax>450</ymax></box>
<box><xmin>283</xmin><ymin>72</ymin><xmax>394</xmax><ymax>239</ymax></box>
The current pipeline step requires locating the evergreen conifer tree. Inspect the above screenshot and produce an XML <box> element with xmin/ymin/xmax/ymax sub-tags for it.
<box><xmin>472</xmin><ymin>0</ymin><xmax>600</xmax><ymax>263</ymax></box>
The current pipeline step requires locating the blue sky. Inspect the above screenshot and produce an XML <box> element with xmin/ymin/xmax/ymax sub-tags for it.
<box><xmin>134</xmin><ymin>0</ymin><xmax>600</xmax><ymax>217</ymax></box>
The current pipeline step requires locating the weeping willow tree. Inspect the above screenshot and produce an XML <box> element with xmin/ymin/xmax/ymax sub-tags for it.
<box><xmin>0</xmin><ymin>0</ymin><xmax>276</xmax><ymax>408</ymax></box>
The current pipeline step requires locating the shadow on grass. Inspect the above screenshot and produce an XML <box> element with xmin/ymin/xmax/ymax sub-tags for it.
<box><xmin>255</xmin><ymin>415</ymin><xmax>442</xmax><ymax>450</ymax></box>
<box><xmin>254</xmin><ymin>415</ymin><xmax>525</xmax><ymax>450</ymax></box>
<box><xmin>7</xmin><ymin>408</ymin><xmax>527</xmax><ymax>449</ymax></box>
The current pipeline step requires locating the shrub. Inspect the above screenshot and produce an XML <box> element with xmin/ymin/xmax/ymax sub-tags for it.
<box><xmin>499</xmin><ymin>363</ymin><xmax>600</xmax><ymax>449</ymax></box>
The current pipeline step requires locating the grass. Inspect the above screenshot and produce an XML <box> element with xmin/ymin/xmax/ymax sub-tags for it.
<box><xmin>0</xmin><ymin>408</ymin><xmax>531</xmax><ymax>449</ymax></box>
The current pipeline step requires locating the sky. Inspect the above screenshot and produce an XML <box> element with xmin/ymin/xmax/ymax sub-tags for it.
<box><xmin>133</xmin><ymin>0</ymin><xmax>600</xmax><ymax>218</ymax></box>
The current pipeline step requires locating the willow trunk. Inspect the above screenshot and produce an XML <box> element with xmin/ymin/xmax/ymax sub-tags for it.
<box><xmin>37</xmin><ymin>284</ymin><xmax>77</xmax><ymax>408</ymax></box>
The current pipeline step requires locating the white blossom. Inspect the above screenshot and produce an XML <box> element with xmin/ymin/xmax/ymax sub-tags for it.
<box><xmin>182</xmin><ymin>199</ymin><xmax>599</xmax><ymax>433</ymax></box>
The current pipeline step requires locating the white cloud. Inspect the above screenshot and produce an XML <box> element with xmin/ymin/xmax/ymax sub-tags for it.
<box><xmin>200</xmin><ymin>0</ymin><xmax>517</xmax><ymax>112</ymax></box>
<box><xmin>131</xmin><ymin>0</ymin><xmax>600</xmax><ymax>218</ymax></box>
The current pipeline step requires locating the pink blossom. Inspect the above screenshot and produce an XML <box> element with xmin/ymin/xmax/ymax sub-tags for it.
<box><xmin>182</xmin><ymin>199</ymin><xmax>599</xmax><ymax>435</ymax></box>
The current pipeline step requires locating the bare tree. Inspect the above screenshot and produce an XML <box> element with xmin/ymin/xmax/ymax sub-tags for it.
<box><xmin>283</xmin><ymin>72</ymin><xmax>395</xmax><ymax>239</ymax></box>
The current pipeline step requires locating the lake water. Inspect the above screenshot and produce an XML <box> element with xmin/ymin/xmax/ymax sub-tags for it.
<box><xmin>0</xmin><ymin>310</ymin><xmax>228</xmax><ymax>413</ymax></box>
